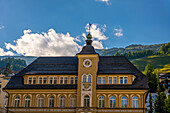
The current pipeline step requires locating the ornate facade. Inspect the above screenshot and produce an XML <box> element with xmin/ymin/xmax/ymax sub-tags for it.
<box><xmin>4</xmin><ymin>32</ymin><xmax>149</xmax><ymax>113</ymax></box>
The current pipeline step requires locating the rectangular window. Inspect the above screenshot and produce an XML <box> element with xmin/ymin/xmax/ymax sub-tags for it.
<box><xmin>64</xmin><ymin>77</ymin><xmax>68</xmax><ymax>84</ymax></box>
<box><xmin>113</xmin><ymin>77</ymin><xmax>117</xmax><ymax>84</ymax></box>
<box><xmin>49</xmin><ymin>77</ymin><xmax>53</xmax><ymax>84</ymax></box>
<box><xmin>54</xmin><ymin>77</ymin><xmax>57</xmax><ymax>84</ymax></box>
<box><xmin>43</xmin><ymin>77</ymin><xmax>47</xmax><ymax>84</ymax></box>
<box><xmin>97</xmin><ymin>77</ymin><xmax>101</xmax><ymax>84</ymax></box>
<box><xmin>109</xmin><ymin>77</ymin><xmax>112</xmax><ymax>84</ymax></box>
<box><xmin>120</xmin><ymin>77</ymin><xmax>123</xmax><ymax>84</ymax></box>
<box><xmin>60</xmin><ymin>77</ymin><xmax>63</xmax><ymax>84</ymax></box>
<box><xmin>102</xmin><ymin>77</ymin><xmax>106</xmax><ymax>84</ymax></box>
<box><xmin>33</xmin><ymin>77</ymin><xmax>36</xmax><ymax>84</ymax></box>
<box><xmin>39</xmin><ymin>77</ymin><xmax>43</xmax><ymax>84</ymax></box>
<box><xmin>70</xmin><ymin>77</ymin><xmax>74</xmax><ymax>84</ymax></box>
<box><xmin>28</xmin><ymin>77</ymin><xmax>32</xmax><ymax>84</ymax></box>
<box><xmin>124</xmin><ymin>77</ymin><xmax>128</xmax><ymax>84</ymax></box>
<box><xmin>75</xmin><ymin>77</ymin><xmax>78</xmax><ymax>84</ymax></box>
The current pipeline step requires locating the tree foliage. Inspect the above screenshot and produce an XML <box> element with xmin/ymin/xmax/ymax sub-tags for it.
<box><xmin>114</xmin><ymin>50</ymin><xmax>155</xmax><ymax>59</ymax></box>
<box><xmin>2</xmin><ymin>63</ymin><xmax>12</xmax><ymax>76</ymax></box>
<box><xmin>143</xmin><ymin>64</ymin><xmax>158</xmax><ymax>93</ymax></box>
<box><xmin>148</xmin><ymin>93</ymin><xmax>153</xmax><ymax>113</ymax></box>
<box><xmin>159</xmin><ymin>42</ymin><xmax>170</xmax><ymax>55</ymax></box>
<box><xmin>154</xmin><ymin>84</ymin><xmax>167</xmax><ymax>113</ymax></box>
<box><xmin>0</xmin><ymin>57</ymin><xmax>27</xmax><ymax>72</ymax></box>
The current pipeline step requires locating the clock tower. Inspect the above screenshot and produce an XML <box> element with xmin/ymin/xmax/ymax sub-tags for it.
<box><xmin>76</xmin><ymin>28</ymin><xmax>99</xmax><ymax>113</ymax></box>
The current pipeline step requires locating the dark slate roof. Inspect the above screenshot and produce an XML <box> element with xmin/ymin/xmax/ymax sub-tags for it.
<box><xmin>4</xmin><ymin>56</ymin><xmax>148</xmax><ymax>90</ymax></box>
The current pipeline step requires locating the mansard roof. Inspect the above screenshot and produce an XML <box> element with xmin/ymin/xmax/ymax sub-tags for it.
<box><xmin>4</xmin><ymin>56</ymin><xmax>148</xmax><ymax>90</ymax></box>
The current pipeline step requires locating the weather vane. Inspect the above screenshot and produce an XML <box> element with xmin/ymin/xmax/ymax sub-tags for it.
<box><xmin>88</xmin><ymin>23</ymin><xmax>92</xmax><ymax>33</ymax></box>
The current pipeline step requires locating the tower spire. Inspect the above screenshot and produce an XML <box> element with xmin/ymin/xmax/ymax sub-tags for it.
<box><xmin>86</xmin><ymin>24</ymin><xmax>92</xmax><ymax>40</ymax></box>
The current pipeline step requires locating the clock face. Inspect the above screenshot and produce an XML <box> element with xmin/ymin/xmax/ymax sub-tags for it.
<box><xmin>83</xmin><ymin>59</ymin><xmax>92</xmax><ymax>67</ymax></box>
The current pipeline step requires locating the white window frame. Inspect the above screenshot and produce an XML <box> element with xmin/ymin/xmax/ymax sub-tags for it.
<box><xmin>60</xmin><ymin>77</ymin><xmax>64</xmax><ymax>84</ymax></box>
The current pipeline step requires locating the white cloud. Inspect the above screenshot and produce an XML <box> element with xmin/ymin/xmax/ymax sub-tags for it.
<box><xmin>85</xmin><ymin>24</ymin><xmax>108</xmax><ymax>40</ymax></box>
<box><xmin>4</xmin><ymin>23</ymin><xmax>108</xmax><ymax>56</ymax></box>
<box><xmin>0</xmin><ymin>25</ymin><xmax>5</xmax><ymax>30</ymax></box>
<box><xmin>23</xmin><ymin>29</ymin><xmax>31</xmax><ymax>34</ymax></box>
<box><xmin>92</xmin><ymin>40</ymin><xmax>104</xmax><ymax>49</ymax></box>
<box><xmin>83</xmin><ymin>24</ymin><xmax>108</xmax><ymax>49</ymax></box>
<box><xmin>96</xmin><ymin>0</ymin><xmax>111</xmax><ymax>5</ymax></box>
<box><xmin>114</xmin><ymin>26</ymin><xmax>123</xmax><ymax>37</ymax></box>
<box><xmin>5</xmin><ymin>29</ymin><xmax>82</xmax><ymax>56</ymax></box>
<box><xmin>0</xmin><ymin>48</ymin><xmax>14</xmax><ymax>56</ymax></box>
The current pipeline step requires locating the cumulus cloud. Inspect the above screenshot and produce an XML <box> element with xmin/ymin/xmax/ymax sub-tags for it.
<box><xmin>0</xmin><ymin>25</ymin><xmax>5</xmax><ymax>30</ymax></box>
<box><xmin>114</xmin><ymin>26</ymin><xmax>123</xmax><ymax>37</ymax></box>
<box><xmin>0</xmin><ymin>47</ymin><xmax>14</xmax><ymax>56</ymax></box>
<box><xmin>82</xmin><ymin>24</ymin><xmax>108</xmax><ymax>49</ymax></box>
<box><xmin>5</xmin><ymin>29</ymin><xmax>81</xmax><ymax>56</ymax></box>
<box><xmin>96</xmin><ymin>0</ymin><xmax>111</xmax><ymax>5</ymax></box>
<box><xmin>23</xmin><ymin>29</ymin><xmax>31</xmax><ymax>34</ymax></box>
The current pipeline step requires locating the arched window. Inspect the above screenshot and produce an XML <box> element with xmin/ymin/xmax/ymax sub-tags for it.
<box><xmin>49</xmin><ymin>96</ymin><xmax>54</xmax><ymax>107</ymax></box>
<box><xmin>38</xmin><ymin>96</ymin><xmax>44</xmax><ymax>107</ymax></box>
<box><xmin>14</xmin><ymin>96</ymin><xmax>20</xmax><ymax>107</ymax></box>
<box><xmin>99</xmin><ymin>96</ymin><xmax>105</xmax><ymax>108</ymax></box>
<box><xmin>83</xmin><ymin>75</ymin><xmax>87</xmax><ymax>83</ymax></box>
<box><xmin>60</xmin><ymin>96</ymin><xmax>65</xmax><ymax>108</ymax></box>
<box><xmin>88</xmin><ymin>75</ymin><xmax>92</xmax><ymax>83</ymax></box>
<box><xmin>132</xmin><ymin>96</ymin><xmax>138</xmax><ymax>108</ymax></box>
<box><xmin>25</xmin><ymin>96</ymin><xmax>30</xmax><ymax>107</ymax></box>
<box><xmin>110</xmin><ymin>96</ymin><xmax>116</xmax><ymax>108</ymax></box>
<box><xmin>84</xmin><ymin>95</ymin><xmax>90</xmax><ymax>107</ymax></box>
<box><xmin>121</xmin><ymin>96</ymin><xmax>127</xmax><ymax>108</ymax></box>
<box><xmin>70</xmin><ymin>96</ymin><xmax>76</xmax><ymax>107</ymax></box>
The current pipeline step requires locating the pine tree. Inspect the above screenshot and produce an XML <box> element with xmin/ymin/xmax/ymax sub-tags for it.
<box><xmin>114</xmin><ymin>51</ymin><xmax>121</xmax><ymax>56</ymax></box>
<box><xmin>165</xmin><ymin>95</ymin><xmax>170</xmax><ymax>113</ymax></box>
<box><xmin>2</xmin><ymin>63</ymin><xmax>12</xmax><ymax>76</ymax></box>
<box><xmin>148</xmin><ymin>93</ymin><xmax>153</xmax><ymax>113</ymax></box>
<box><xmin>144</xmin><ymin>64</ymin><xmax>157</xmax><ymax>92</ymax></box>
<box><xmin>154</xmin><ymin>84</ymin><xmax>167</xmax><ymax>113</ymax></box>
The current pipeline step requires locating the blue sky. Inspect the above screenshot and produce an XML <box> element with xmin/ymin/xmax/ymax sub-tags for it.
<box><xmin>0</xmin><ymin>0</ymin><xmax>170</xmax><ymax>56</ymax></box>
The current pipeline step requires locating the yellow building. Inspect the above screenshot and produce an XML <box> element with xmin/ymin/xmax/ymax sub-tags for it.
<box><xmin>4</xmin><ymin>32</ymin><xmax>149</xmax><ymax>113</ymax></box>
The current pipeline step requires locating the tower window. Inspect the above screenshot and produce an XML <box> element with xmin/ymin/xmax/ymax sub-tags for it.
<box><xmin>83</xmin><ymin>75</ymin><xmax>87</xmax><ymax>83</ymax></box>
<box><xmin>88</xmin><ymin>75</ymin><xmax>92</xmax><ymax>83</ymax></box>
<box><xmin>84</xmin><ymin>95</ymin><xmax>90</xmax><ymax>107</ymax></box>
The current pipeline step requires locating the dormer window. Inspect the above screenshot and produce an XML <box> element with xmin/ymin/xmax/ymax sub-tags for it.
<box><xmin>28</xmin><ymin>77</ymin><xmax>32</xmax><ymax>84</ymax></box>
<box><xmin>120</xmin><ymin>77</ymin><xmax>123</xmax><ymax>84</ymax></box>
<box><xmin>39</xmin><ymin>77</ymin><xmax>43</xmax><ymax>84</ymax></box>
<box><xmin>43</xmin><ymin>77</ymin><xmax>47</xmax><ymax>84</ymax></box>
<box><xmin>33</xmin><ymin>77</ymin><xmax>36</xmax><ymax>84</ymax></box>
<box><xmin>124</xmin><ymin>77</ymin><xmax>128</xmax><ymax>84</ymax></box>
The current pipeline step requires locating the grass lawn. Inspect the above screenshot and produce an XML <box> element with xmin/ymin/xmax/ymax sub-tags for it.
<box><xmin>132</xmin><ymin>55</ymin><xmax>170</xmax><ymax>72</ymax></box>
